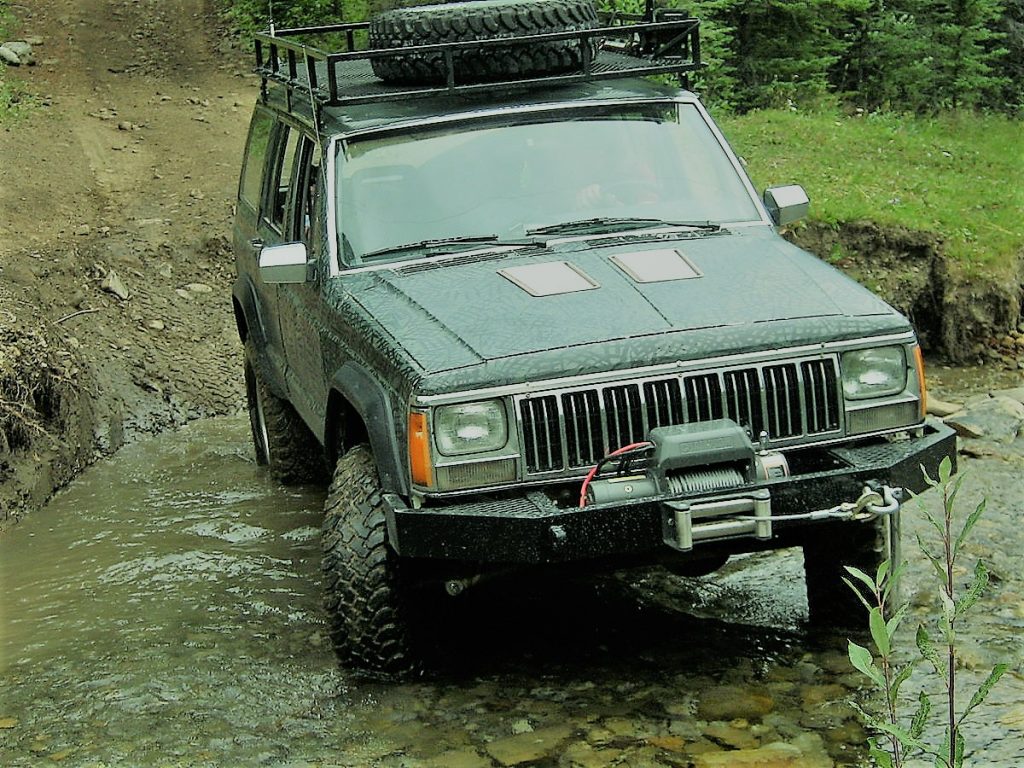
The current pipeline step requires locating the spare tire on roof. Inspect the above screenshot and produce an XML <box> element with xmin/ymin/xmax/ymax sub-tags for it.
<box><xmin>368</xmin><ymin>0</ymin><xmax>600</xmax><ymax>85</ymax></box>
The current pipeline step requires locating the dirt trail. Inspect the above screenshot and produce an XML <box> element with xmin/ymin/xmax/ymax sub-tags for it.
<box><xmin>0</xmin><ymin>0</ymin><xmax>256</xmax><ymax>524</ymax></box>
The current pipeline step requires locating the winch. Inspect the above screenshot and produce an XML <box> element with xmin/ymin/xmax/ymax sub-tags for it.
<box><xmin>584</xmin><ymin>419</ymin><xmax>789</xmax><ymax>505</ymax></box>
<box><xmin>584</xmin><ymin>419</ymin><xmax>790</xmax><ymax>552</ymax></box>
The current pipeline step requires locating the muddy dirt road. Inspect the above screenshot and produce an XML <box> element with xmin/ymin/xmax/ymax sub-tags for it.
<box><xmin>0</xmin><ymin>0</ymin><xmax>251</xmax><ymax>522</ymax></box>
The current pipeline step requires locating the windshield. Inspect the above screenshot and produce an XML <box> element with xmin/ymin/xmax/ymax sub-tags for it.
<box><xmin>336</xmin><ymin>102</ymin><xmax>761</xmax><ymax>263</ymax></box>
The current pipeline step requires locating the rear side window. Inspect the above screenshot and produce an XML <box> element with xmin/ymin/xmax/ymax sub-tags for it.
<box><xmin>239</xmin><ymin>111</ymin><xmax>273</xmax><ymax>212</ymax></box>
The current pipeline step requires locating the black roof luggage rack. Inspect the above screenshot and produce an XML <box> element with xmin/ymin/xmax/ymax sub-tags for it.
<box><xmin>254</xmin><ymin>12</ymin><xmax>702</xmax><ymax>109</ymax></box>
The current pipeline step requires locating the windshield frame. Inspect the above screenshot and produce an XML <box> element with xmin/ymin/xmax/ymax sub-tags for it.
<box><xmin>326</xmin><ymin>95</ymin><xmax>772</xmax><ymax>277</ymax></box>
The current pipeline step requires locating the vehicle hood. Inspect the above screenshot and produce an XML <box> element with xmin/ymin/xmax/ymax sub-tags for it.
<box><xmin>339</xmin><ymin>228</ymin><xmax>910</xmax><ymax>393</ymax></box>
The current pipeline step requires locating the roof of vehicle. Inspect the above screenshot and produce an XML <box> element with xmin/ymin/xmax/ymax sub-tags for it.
<box><xmin>264</xmin><ymin>75</ymin><xmax>694</xmax><ymax>137</ymax></box>
<box><xmin>255</xmin><ymin>13</ymin><xmax>703</xmax><ymax>137</ymax></box>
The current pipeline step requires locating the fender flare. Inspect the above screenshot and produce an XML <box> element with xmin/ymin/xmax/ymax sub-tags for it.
<box><xmin>329</xmin><ymin>362</ymin><xmax>407</xmax><ymax>496</ymax></box>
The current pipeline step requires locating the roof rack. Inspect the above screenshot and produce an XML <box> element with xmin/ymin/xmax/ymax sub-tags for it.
<box><xmin>254</xmin><ymin>11</ymin><xmax>701</xmax><ymax>109</ymax></box>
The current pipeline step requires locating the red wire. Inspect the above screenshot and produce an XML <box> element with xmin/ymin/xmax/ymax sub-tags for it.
<box><xmin>578</xmin><ymin>441</ymin><xmax>653</xmax><ymax>509</ymax></box>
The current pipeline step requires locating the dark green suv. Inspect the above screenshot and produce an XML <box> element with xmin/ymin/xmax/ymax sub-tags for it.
<box><xmin>232</xmin><ymin>0</ymin><xmax>956</xmax><ymax>673</ymax></box>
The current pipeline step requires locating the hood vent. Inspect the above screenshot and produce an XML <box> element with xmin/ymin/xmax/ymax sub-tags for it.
<box><xmin>498</xmin><ymin>261</ymin><xmax>599</xmax><ymax>297</ymax></box>
<box><xmin>610</xmin><ymin>248</ymin><xmax>702</xmax><ymax>283</ymax></box>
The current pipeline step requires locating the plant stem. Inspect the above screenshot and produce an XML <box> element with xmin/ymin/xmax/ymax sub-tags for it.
<box><xmin>945</xmin><ymin>483</ymin><xmax>957</xmax><ymax>767</ymax></box>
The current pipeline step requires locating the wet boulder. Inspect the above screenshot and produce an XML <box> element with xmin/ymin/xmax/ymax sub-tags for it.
<box><xmin>945</xmin><ymin>395</ymin><xmax>1024</xmax><ymax>443</ymax></box>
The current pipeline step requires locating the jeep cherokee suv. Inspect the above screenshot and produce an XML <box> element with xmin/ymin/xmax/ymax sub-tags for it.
<box><xmin>232</xmin><ymin>0</ymin><xmax>957</xmax><ymax>673</ymax></box>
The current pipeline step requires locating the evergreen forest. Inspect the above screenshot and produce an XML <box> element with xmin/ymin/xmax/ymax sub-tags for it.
<box><xmin>221</xmin><ymin>0</ymin><xmax>1024</xmax><ymax>115</ymax></box>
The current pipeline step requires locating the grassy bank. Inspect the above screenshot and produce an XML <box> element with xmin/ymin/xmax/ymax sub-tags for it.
<box><xmin>718</xmin><ymin>110</ymin><xmax>1024</xmax><ymax>276</ymax></box>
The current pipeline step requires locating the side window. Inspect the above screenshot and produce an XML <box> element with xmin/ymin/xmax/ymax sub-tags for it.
<box><xmin>291</xmin><ymin>138</ymin><xmax>322</xmax><ymax>246</ymax></box>
<box><xmin>266</xmin><ymin>126</ymin><xmax>301</xmax><ymax>233</ymax></box>
<box><xmin>239</xmin><ymin>111</ymin><xmax>273</xmax><ymax>212</ymax></box>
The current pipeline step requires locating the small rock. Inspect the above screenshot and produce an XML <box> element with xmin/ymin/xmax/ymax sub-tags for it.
<box><xmin>992</xmin><ymin>387</ymin><xmax>1024</xmax><ymax>406</ymax></box>
<box><xmin>697</xmin><ymin>685</ymin><xmax>775</xmax><ymax>721</ymax></box>
<box><xmin>145</xmin><ymin>319</ymin><xmax>165</xmax><ymax>331</ymax></box>
<box><xmin>703</xmin><ymin>721</ymin><xmax>759</xmax><ymax>750</ymax></box>
<box><xmin>0</xmin><ymin>45</ymin><xmax>21</xmax><ymax>65</ymax></box>
<box><xmin>510</xmin><ymin>718</ymin><xmax>533</xmax><ymax>735</ymax></box>
<box><xmin>25</xmin><ymin>36</ymin><xmax>44</xmax><ymax>47</ymax></box>
<box><xmin>174</xmin><ymin>289</ymin><xmax>191</xmax><ymax>300</ymax></box>
<box><xmin>927</xmin><ymin>396</ymin><xmax>962</xmax><ymax>418</ymax></box>
<box><xmin>186</xmin><ymin>282</ymin><xmax>213</xmax><ymax>294</ymax></box>
<box><xmin>484</xmin><ymin>724</ymin><xmax>574</xmax><ymax>767</ymax></box>
<box><xmin>100</xmin><ymin>270</ymin><xmax>130</xmax><ymax>301</ymax></box>
<box><xmin>75</xmin><ymin>224</ymin><xmax>91</xmax><ymax>236</ymax></box>
<box><xmin>0</xmin><ymin>717</ymin><xmax>17</xmax><ymax>729</ymax></box>
<box><xmin>117</xmin><ymin>121</ymin><xmax>137</xmax><ymax>131</ymax></box>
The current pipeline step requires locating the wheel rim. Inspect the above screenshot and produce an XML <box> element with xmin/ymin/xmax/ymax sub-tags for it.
<box><xmin>246</xmin><ymin>363</ymin><xmax>271</xmax><ymax>465</ymax></box>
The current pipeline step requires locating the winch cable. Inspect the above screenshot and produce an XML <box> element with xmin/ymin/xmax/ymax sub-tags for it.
<box><xmin>578</xmin><ymin>442</ymin><xmax>653</xmax><ymax>509</ymax></box>
<box><xmin>734</xmin><ymin>485</ymin><xmax>902</xmax><ymax>523</ymax></box>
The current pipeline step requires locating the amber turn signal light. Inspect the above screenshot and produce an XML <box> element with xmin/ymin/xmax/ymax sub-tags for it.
<box><xmin>408</xmin><ymin>410</ymin><xmax>433</xmax><ymax>488</ymax></box>
<box><xmin>913</xmin><ymin>345</ymin><xmax>927</xmax><ymax>419</ymax></box>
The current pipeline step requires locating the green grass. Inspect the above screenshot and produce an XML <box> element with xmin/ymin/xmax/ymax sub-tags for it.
<box><xmin>0</xmin><ymin>1</ymin><xmax>31</xmax><ymax>123</ymax></box>
<box><xmin>717</xmin><ymin>110</ymin><xmax>1024</xmax><ymax>273</ymax></box>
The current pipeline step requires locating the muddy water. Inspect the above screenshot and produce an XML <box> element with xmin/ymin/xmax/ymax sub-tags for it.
<box><xmin>1</xmin><ymin>415</ymin><xmax>1021</xmax><ymax>767</ymax></box>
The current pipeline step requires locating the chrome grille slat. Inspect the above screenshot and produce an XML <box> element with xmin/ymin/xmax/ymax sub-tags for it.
<box><xmin>517</xmin><ymin>357</ymin><xmax>842</xmax><ymax>477</ymax></box>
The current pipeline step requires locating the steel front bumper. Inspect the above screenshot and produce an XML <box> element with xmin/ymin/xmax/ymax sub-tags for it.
<box><xmin>383</xmin><ymin>421</ymin><xmax>957</xmax><ymax>564</ymax></box>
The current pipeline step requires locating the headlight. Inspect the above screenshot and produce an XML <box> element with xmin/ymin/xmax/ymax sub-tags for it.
<box><xmin>435</xmin><ymin>400</ymin><xmax>508</xmax><ymax>456</ymax></box>
<box><xmin>841</xmin><ymin>347</ymin><xmax>906</xmax><ymax>400</ymax></box>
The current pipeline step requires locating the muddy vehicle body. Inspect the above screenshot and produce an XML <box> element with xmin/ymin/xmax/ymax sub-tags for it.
<box><xmin>232</xmin><ymin>0</ymin><xmax>957</xmax><ymax>672</ymax></box>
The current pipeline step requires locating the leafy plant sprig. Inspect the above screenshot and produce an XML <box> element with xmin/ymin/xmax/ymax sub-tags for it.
<box><xmin>844</xmin><ymin>456</ymin><xmax>1008</xmax><ymax>768</ymax></box>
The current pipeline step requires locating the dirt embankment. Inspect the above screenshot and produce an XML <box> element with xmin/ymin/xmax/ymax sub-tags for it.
<box><xmin>790</xmin><ymin>222</ymin><xmax>1024</xmax><ymax>367</ymax></box>
<box><xmin>0</xmin><ymin>0</ymin><xmax>255</xmax><ymax>527</ymax></box>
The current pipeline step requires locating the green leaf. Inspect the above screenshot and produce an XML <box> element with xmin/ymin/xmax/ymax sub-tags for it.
<box><xmin>921</xmin><ymin>462</ymin><xmax>938</xmax><ymax>488</ymax></box>
<box><xmin>848</xmin><ymin>640</ymin><xmax>885</xmax><ymax>687</ymax></box>
<box><xmin>886</xmin><ymin>604</ymin><xmax>908</xmax><ymax>639</ymax></box>
<box><xmin>962</xmin><ymin>663</ymin><xmax>1009</xmax><ymax>719</ymax></box>
<box><xmin>871</xmin><ymin>719</ymin><xmax>930</xmax><ymax>754</ymax></box>
<box><xmin>955</xmin><ymin>560</ymin><xmax>989</xmax><ymax>619</ymax></box>
<box><xmin>869</xmin><ymin>745</ymin><xmax>895</xmax><ymax>768</ymax></box>
<box><xmin>876</xmin><ymin>559</ymin><xmax>891</xmax><ymax>587</ymax></box>
<box><xmin>954</xmin><ymin>730</ymin><xmax>965</xmax><ymax>768</ymax></box>
<box><xmin>953</xmin><ymin>497</ymin><xmax>986</xmax><ymax>559</ymax></box>
<box><xmin>845</xmin><ymin>565</ymin><xmax>877</xmax><ymax>593</ymax></box>
<box><xmin>917</xmin><ymin>625</ymin><xmax>947</xmax><ymax>677</ymax></box>
<box><xmin>938</xmin><ymin>455</ymin><xmax>953</xmax><ymax>484</ymax></box>
<box><xmin>890</xmin><ymin>661</ymin><xmax>916</xmax><ymax>704</ymax></box>
<box><xmin>842</xmin><ymin>576</ymin><xmax>873</xmax><ymax>612</ymax></box>
<box><xmin>917</xmin><ymin>535</ymin><xmax>948</xmax><ymax>583</ymax></box>
<box><xmin>944</xmin><ymin>473</ymin><xmax>966</xmax><ymax>525</ymax></box>
<box><xmin>870</xmin><ymin>606</ymin><xmax>891</xmax><ymax>656</ymax></box>
<box><xmin>910</xmin><ymin>690</ymin><xmax>932</xmax><ymax>738</ymax></box>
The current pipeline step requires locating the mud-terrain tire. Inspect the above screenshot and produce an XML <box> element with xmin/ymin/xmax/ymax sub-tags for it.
<box><xmin>321</xmin><ymin>444</ymin><xmax>417</xmax><ymax>675</ymax></box>
<box><xmin>244</xmin><ymin>341</ymin><xmax>325</xmax><ymax>484</ymax></box>
<box><xmin>368</xmin><ymin>0</ymin><xmax>600</xmax><ymax>85</ymax></box>
<box><xmin>803</xmin><ymin>515</ymin><xmax>902</xmax><ymax>626</ymax></box>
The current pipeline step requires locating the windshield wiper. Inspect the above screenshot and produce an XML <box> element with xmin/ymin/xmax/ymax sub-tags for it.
<box><xmin>527</xmin><ymin>218</ymin><xmax>721</xmax><ymax>236</ymax></box>
<box><xmin>361</xmin><ymin>235</ymin><xmax>538</xmax><ymax>261</ymax></box>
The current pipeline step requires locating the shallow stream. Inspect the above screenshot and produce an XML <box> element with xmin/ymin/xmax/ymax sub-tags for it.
<box><xmin>1</xmin><ymin>415</ymin><xmax>1020</xmax><ymax>767</ymax></box>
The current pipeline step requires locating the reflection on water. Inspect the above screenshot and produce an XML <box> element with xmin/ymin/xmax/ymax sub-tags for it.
<box><xmin>1</xmin><ymin>415</ymin><xmax>1020</xmax><ymax>767</ymax></box>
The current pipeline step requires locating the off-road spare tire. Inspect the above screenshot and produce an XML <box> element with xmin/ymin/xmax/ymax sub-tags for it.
<box><xmin>368</xmin><ymin>0</ymin><xmax>600</xmax><ymax>85</ymax></box>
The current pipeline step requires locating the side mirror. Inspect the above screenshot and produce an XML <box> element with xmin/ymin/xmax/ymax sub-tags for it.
<box><xmin>763</xmin><ymin>185</ymin><xmax>809</xmax><ymax>226</ymax></box>
<box><xmin>259</xmin><ymin>242</ymin><xmax>310</xmax><ymax>284</ymax></box>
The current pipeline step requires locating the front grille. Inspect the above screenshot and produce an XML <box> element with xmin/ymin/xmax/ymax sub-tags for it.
<box><xmin>519</xmin><ymin>358</ymin><xmax>841</xmax><ymax>474</ymax></box>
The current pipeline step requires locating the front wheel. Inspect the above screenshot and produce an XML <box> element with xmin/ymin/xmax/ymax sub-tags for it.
<box><xmin>321</xmin><ymin>445</ymin><xmax>417</xmax><ymax>675</ymax></box>
<box><xmin>803</xmin><ymin>514</ymin><xmax>902</xmax><ymax>626</ymax></box>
